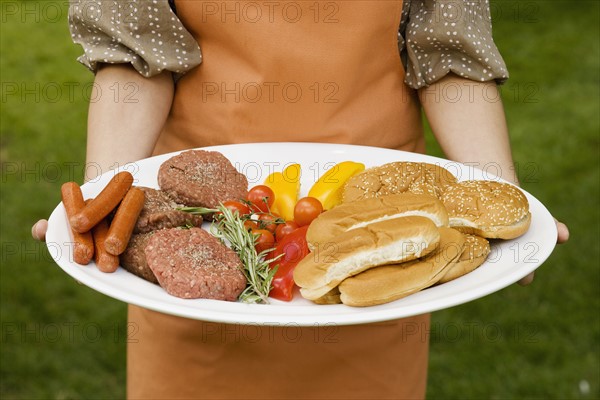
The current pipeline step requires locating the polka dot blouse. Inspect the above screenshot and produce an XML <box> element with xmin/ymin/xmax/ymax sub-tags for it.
<box><xmin>69</xmin><ymin>0</ymin><xmax>508</xmax><ymax>89</ymax></box>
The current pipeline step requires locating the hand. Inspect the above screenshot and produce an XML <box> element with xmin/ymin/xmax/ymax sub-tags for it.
<box><xmin>518</xmin><ymin>218</ymin><xmax>569</xmax><ymax>285</ymax></box>
<box><xmin>32</xmin><ymin>219</ymin><xmax>48</xmax><ymax>242</ymax></box>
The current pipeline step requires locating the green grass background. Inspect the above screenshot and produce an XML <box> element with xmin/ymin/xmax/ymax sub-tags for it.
<box><xmin>1</xmin><ymin>1</ymin><xmax>598</xmax><ymax>398</ymax></box>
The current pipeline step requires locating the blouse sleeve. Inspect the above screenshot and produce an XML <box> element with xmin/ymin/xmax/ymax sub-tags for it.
<box><xmin>399</xmin><ymin>0</ymin><xmax>509</xmax><ymax>89</ymax></box>
<box><xmin>68</xmin><ymin>0</ymin><xmax>202</xmax><ymax>77</ymax></box>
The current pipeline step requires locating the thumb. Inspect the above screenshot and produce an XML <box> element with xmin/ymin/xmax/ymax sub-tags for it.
<box><xmin>32</xmin><ymin>219</ymin><xmax>48</xmax><ymax>242</ymax></box>
<box><xmin>555</xmin><ymin>219</ymin><xmax>570</xmax><ymax>244</ymax></box>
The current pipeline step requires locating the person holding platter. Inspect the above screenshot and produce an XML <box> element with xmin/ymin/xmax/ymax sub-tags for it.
<box><xmin>32</xmin><ymin>0</ymin><xmax>569</xmax><ymax>398</ymax></box>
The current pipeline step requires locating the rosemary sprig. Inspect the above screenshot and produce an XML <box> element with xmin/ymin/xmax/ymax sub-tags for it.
<box><xmin>180</xmin><ymin>205</ymin><xmax>279</xmax><ymax>304</ymax></box>
<box><xmin>177</xmin><ymin>206</ymin><xmax>218</xmax><ymax>215</ymax></box>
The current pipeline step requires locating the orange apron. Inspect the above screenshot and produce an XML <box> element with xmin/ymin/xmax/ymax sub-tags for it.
<box><xmin>129</xmin><ymin>1</ymin><xmax>429</xmax><ymax>398</ymax></box>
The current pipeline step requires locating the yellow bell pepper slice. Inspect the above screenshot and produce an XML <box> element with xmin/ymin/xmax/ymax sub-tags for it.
<box><xmin>263</xmin><ymin>163</ymin><xmax>301</xmax><ymax>221</ymax></box>
<box><xmin>308</xmin><ymin>161</ymin><xmax>365</xmax><ymax>210</ymax></box>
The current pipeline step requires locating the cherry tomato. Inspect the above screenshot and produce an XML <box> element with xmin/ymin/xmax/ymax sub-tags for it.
<box><xmin>257</xmin><ymin>212</ymin><xmax>282</xmax><ymax>234</ymax></box>
<box><xmin>247</xmin><ymin>185</ymin><xmax>275</xmax><ymax>213</ymax></box>
<box><xmin>293</xmin><ymin>197</ymin><xmax>323</xmax><ymax>226</ymax></box>
<box><xmin>269</xmin><ymin>226</ymin><xmax>309</xmax><ymax>301</ymax></box>
<box><xmin>222</xmin><ymin>200</ymin><xmax>250</xmax><ymax>216</ymax></box>
<box><xmin>243</xmin><ymin>220</ymin><xmax>258</xmax><ymax>231</ymax></box>
<box><xmin>252</xmin><ymin>229</ymin><xmax>275</xmax><ymax>254</ymax></box>
<box><xmin>275</xmin><ymin>220</ymin><xmax>299</xmax><ymax>242</ymax></box>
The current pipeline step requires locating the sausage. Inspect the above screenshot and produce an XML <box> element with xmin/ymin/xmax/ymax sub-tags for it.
<box><xmin>70</xmin><ymin>171</ymin><xmax>134</xmax><ymax>233</ymax></box>
<box><xmin>104</xmin><ymin>187</ymin><xmax>145</xmax><ymax>255</ymax></box>
<box><xmin>92</xmin><ymin>218</ymin><xmax>120</xmax><ymax>273</ymax></box>
<box><xmin>61</xmin><ymin>182</ymin><xmax>94</xmax><ymax>265</ymax></box>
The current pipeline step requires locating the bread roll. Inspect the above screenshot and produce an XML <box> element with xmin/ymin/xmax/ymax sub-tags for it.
<box><xmin>441</xmin><ymin>180</ymin><xmax>531</xmax><ymax>239</ymax></box>
<box><xmin>339</xmin><ymin>227</ymin><xmax>465</xmax><ymax>307</ymax></box>
<box><xmin>437</xmin><ymin>233</ymin><xmax>490</xmax><ymax>284</ymax></box>
<box><xmin>294</xmin><ymin>216</ymin><xmax>440</xmax><ymax>300</ymax></box>
<box><xmin>312</xmin><ymin>287</ymin><xmax>342</xmax><ymax>305</ymax></box>
<box><xmin>342</xmin><ymin>162</ymin><xmax>457</xmax><ymax>203</ymax></box>
<box><xmin>306</xmin><ymin>193</ymin><xmax>448</xmax><ymax>250</ymax></box>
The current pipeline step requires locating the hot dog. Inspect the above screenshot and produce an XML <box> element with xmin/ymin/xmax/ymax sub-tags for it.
<box><xmin>61</xmin><ymin>182</ymin><xmax>94</xmax><ymax>265</ymax></box>
<box><xmin>70</xmin><ymin>171</ymin><xmax>134</xmax><ymax>233</ymax></box>
<box><xmin>104</xmin><ymin>187</ymin><xmax>145</xmax><ymax>255</ymax></box>
<box><xmin>92</xmin><ymin>217</ymin><xmax>120</xmax><ymax>273</ymax></box>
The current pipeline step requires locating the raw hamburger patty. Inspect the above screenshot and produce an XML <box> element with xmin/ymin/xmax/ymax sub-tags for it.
<box><xmin>134</xmin><ymin>187</ymin><xmax>203</xmax><ymax>233</ymax></box>
<box><xmin>120</xmin><ymin>232</ymin><xmax>158</xmax><ymax>284</ymax></box>
<box><xmin>157</xmin><ymin>150</ymin><xmax>248</xmax><ymax>208</ymax></box>
<box><xmin>145</xmin><ymin>227</ymin><xmax>247</xmax><ymax>300</ymax></box>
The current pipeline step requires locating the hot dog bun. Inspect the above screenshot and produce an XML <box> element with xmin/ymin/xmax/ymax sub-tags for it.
<box><xmin>306</xmin><ymin>193</ymin><xmax>448</xmax><ymax>250</ymax></box>
<box><xmin>294</xmin><ymin>216</ymin><xmax>440</xmax><ymax>300</ymax></box>
<box><xmin>312</xmin><ymin>287</ymin><xmax>342</xmax><ymax>305</ymax></box>
<box><xmin>339</xmin><ymin>227</ymin><xmax>465</xmax><ymax>307</ymax></box>
<box><xmin>441</xmin><ymin>180</ymin><xmax>531</xmax><ymax>239</ymax></box>
<box><xmin>342</xmin><ymin>162</ymin><xmax>457</xmax><ymax>203</ymax></box>
<box><xmin>437</xmin><ymin>233</ymin><xmax>490</xmax><ymax>284</ymax></box>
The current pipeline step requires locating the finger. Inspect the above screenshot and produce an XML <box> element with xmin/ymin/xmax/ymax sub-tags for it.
<box><xmin>31</xmin><ymin>220</ymin><xmax>48</xmax><ymax>242</ymax></box>
<box><xmin>518</xmin><ymin>272</ymin><xmax>535</xmax><ymax>286</ymax></box>
<box><xmin>556</xmin><ymin>220</ymin><xmax>570</xmax><ymax>244</ymax></box>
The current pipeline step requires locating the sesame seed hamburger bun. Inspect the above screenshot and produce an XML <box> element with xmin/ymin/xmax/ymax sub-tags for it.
<box><xmin>306</xmin><ymin>193</ymin><xmax>449</xmax><ymax>251</ymax></box>
<box><xmin>294</xmin><ymin>216</ymin><xmax>441</xmax><ymax>301</ymax></box>
<box><xmin>338</xmin><ymin>227</ymin><xmax>465</xmax><ymax>307</ymax></box>
<box><xmin>441</xmin><ymin>180</ymin><xmax>531</xmax><ymax>239</ymax></box>
<box><xmin>342</xmin><ymin>162</ymin><xmax>457</xmax><ymax>203</ymax></box>
<box><xmin>437</xmin><ymin>233</ymin><xmax>490</xmax><ymax>284</ymax></box>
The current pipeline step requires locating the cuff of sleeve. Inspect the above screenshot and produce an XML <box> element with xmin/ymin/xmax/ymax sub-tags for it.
<box><xmin>403</xmin><ymin>43</ymin><xmax>509</xmax><ymax>90</ymax></box>
<box><xmin>400</xmin><ymin>1</ymin><xmax>509</xmax><ymax>90</ymax></box>
<box><xmin>69</xmin><ymin>1</ymin><xmax>202</xmax><ymax>78</ymax></box>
